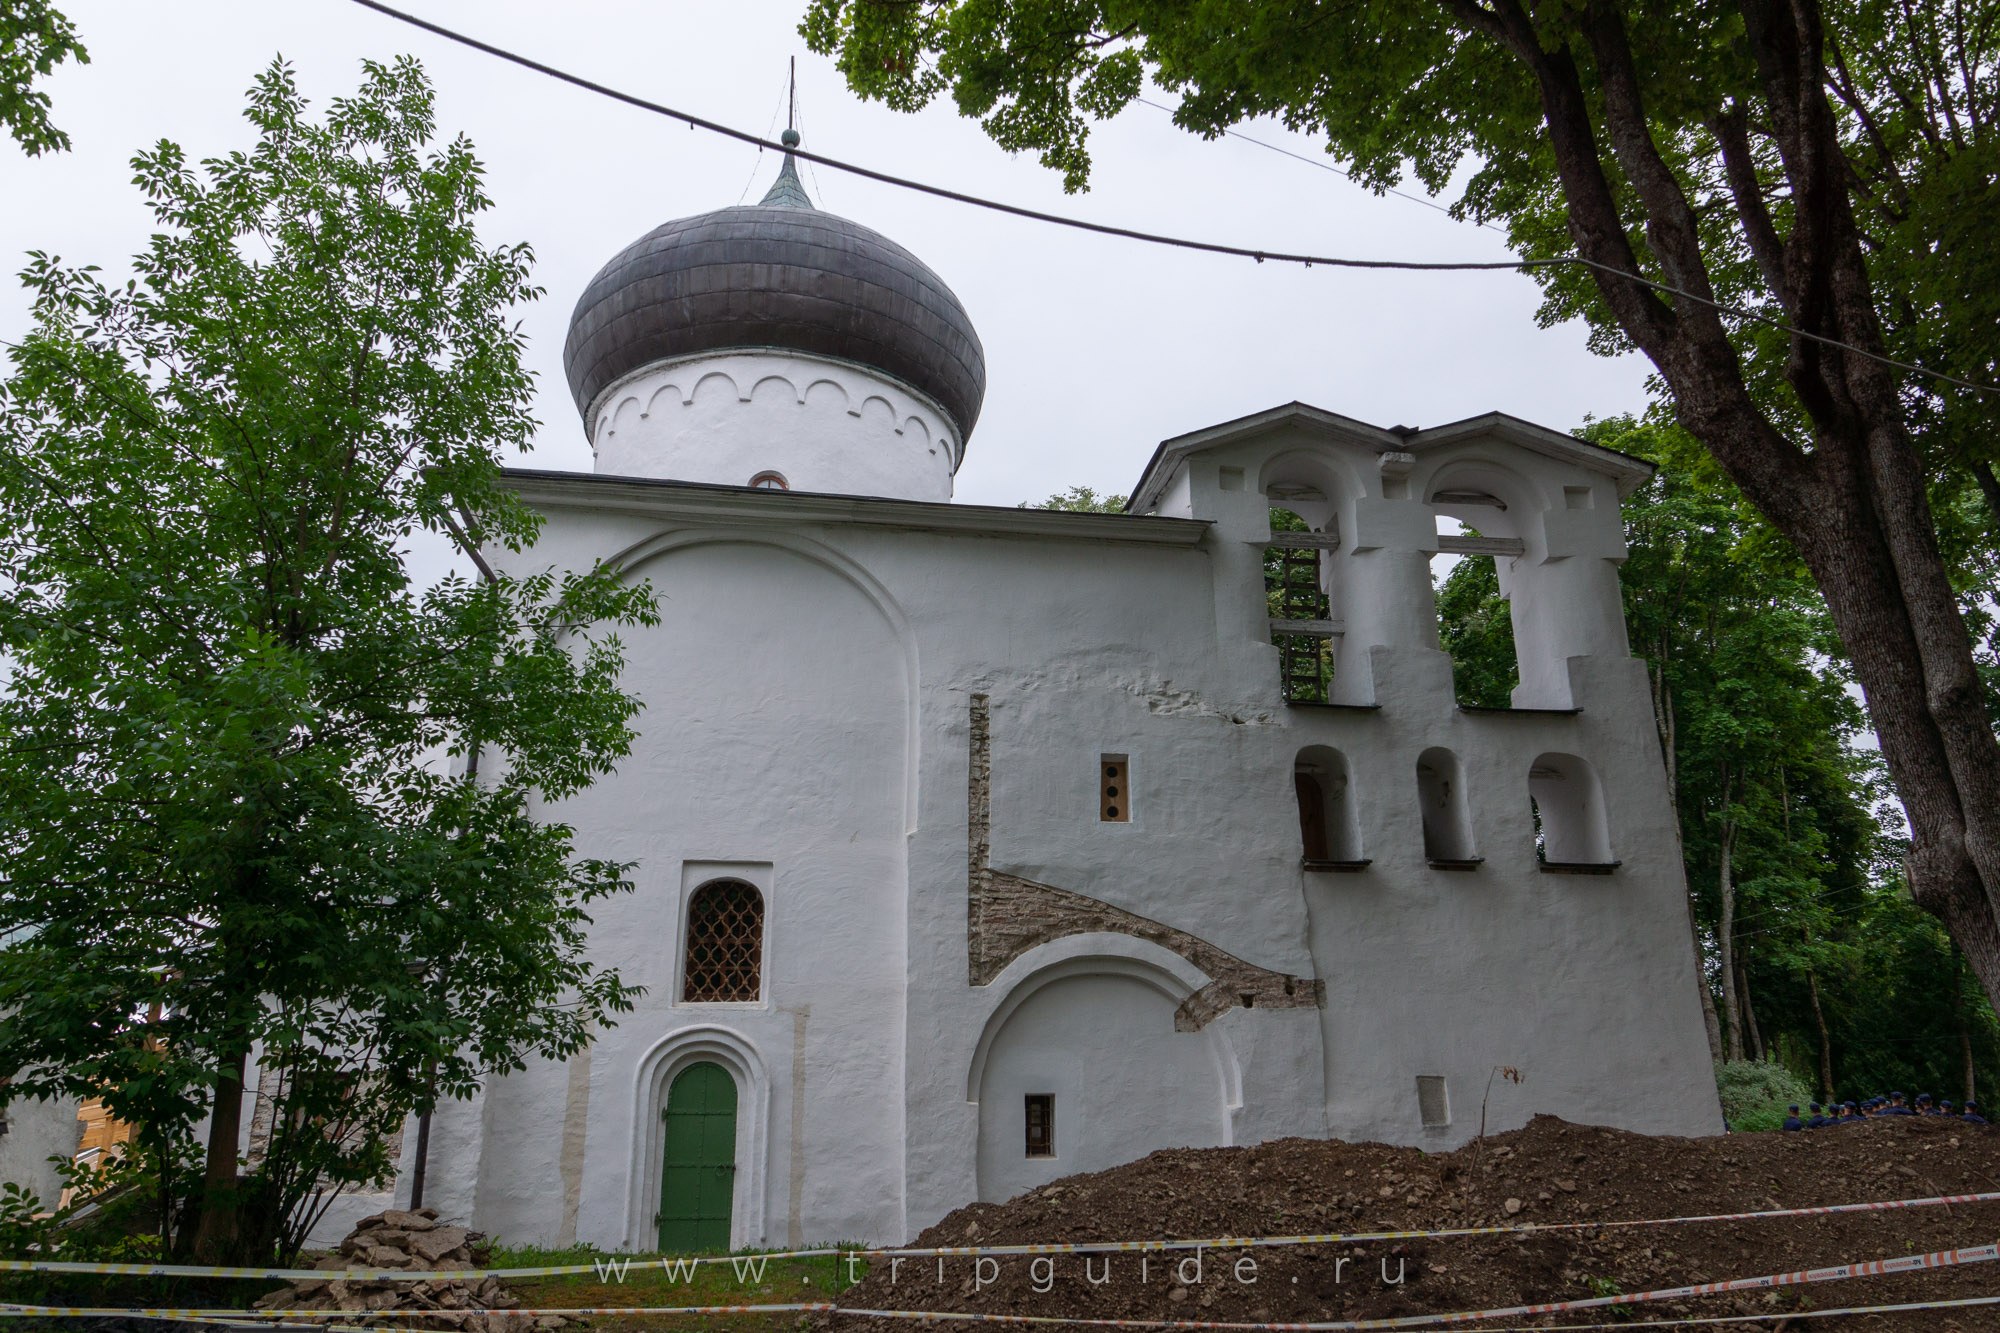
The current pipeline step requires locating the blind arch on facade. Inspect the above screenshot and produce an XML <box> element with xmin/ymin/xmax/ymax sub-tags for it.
<box><xmin>683</xmin><ymin>879</ymin><xmax>765</xmax><ymax>1002</ymax></box>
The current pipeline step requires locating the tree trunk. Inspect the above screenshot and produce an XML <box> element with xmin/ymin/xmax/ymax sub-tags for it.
<box><xmin>1467</xmin><ymin>0</ymin><xmax>2000</xmax><ymax>1017</ymax></box>
<box><xmin>1964</xmin><ymin>1029</ymin><xmax>1978</xmax><ymax>1107</ymax></box>
<box><xmin>1956</xmin><ymin>950</ymin><xmax>1976</xmax><ymax>1106</ymax></box>
<box><xmin>188</xmin><ymin>1048</ymin><xmax>249</xmax><ymax>1264</ymax></box>
<box><xmin>1807</xmin><ymin>970</ymin><xmax>1835</xmax><ymax>1100</ymax></box>
<box><xmin>1693</xmin><ymin>913</ymin><xmax>1723</xmax><ymax>1063</ymax></box>
<box><xmin>1738</xmin><ymin>954</ymin><xmax>1765</xmax><ymax>1062</ymax></box>
<box><xmin>1717</xmin><ymin>781</ymin><xmax>1744</xmax><ymax>1061</ymax></box>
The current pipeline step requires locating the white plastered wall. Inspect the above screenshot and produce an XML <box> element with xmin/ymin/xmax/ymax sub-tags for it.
<box><xmin>587</xmin><ymin>350</ymin><xmax>960</xmax><ymax>501</ymax></box>
<box><xmin>440</xmin><ymin>406</ymin><xmax>1719</xmax><ymax>1251</ymax></box>
<box><xmin>0</xmin><ymin>1092</ymin><xmax>81</xmax><ymax>1204</ymax></box>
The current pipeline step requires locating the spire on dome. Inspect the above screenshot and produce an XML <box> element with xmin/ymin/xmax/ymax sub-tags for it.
<box><xmin>760</xmin><ymin>58</ymin><xmax>814</xmax><ymax>209</ymax></box>
<box><xmin>760</xmin><ymin>129</ymin><xmax>814</xmax><ymax>209</ymax></box>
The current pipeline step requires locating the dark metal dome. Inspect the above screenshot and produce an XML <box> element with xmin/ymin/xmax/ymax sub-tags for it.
<box><xmin>563</xmin><ymin>154</ymin><xmax>986</xmax><ymax>442</ymax></box>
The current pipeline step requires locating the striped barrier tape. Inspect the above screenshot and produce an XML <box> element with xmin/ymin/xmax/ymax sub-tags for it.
<box><xmin>4</xmin><ymin>1188</ymin><xmax>1997</xmax><ymax>1281</ymax></box>
<box><xmin>834</xmin><ymin>1235</ymin><xmax>2000</xmax><ymax>1329</ymax></box>
<box><xmin>0</xmin><ymin>1245</ymin><xmax>841</xmax><ymax>1283</ymax></box>
<box><xmin>18</xmin><ymin>1293</ymin><xmax>2000</xmax><ymax>1333</ymax></box>
<box><xmin>0</xmin><ymin>1302</ymin><xmax>839</xmax><ymax>1320</ymax></box>
<box><xmin>1</xmin><ymin>1237</ymin><xmax>1994</xmax><ymax>1328</ymax></box>
<box><xmin>865</xmin><ymin>1188</ymin><xmax>2000</xmax><ymax>1257</ymax></box>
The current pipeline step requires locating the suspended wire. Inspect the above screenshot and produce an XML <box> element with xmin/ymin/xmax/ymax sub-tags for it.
<box><xmin>734</xmin><ymin>70</ymin><xmax>791</xmax><ymax>206</ymax></box>
<box><xmin>1134</xmin><ymin>96</ymin><xmax>1506</xmax><ymax>235</ymax></box>
<box><xmin>205</xmin><ymin>3</ymin><xmax>1985</xmax><ymax>396</ymax></box>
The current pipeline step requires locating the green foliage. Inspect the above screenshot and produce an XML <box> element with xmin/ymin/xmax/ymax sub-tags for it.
<box><xmin>1433</xmin><ymin>556</ymin><xmax>1516</xmax><ymax>709</ymax></box>
<box><xmin>1025</xmin><ymin>484</ymin><xmax>1128</xmax><ymax>512</ymax></box>
<box><xmin>0</xmin><ymin>1133</ymin><xmax>189</xmax><ymax>1270</ymax></box>
<box><xmin>0</xmin><ymin>0</ymin><xmax>86</xmax><ymax>155</ymax></box>
<box><xmin>1714</xmin><ymin>1060</ymin><xmax>1814</xmax><ymax>1132</ymax></box>
<box><xmin>1264</xmin><ymin>507</ymin><xmax>1331</xmax><ymax>703</ymax></box>
<box><xmin>0</xmin><ymin>59</ymin><xmax>654</xmax><ymax>1263</ymax></box>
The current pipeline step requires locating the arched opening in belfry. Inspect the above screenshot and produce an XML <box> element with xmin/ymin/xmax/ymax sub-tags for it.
<box><xmin>1428</xmin><ymin>471</ymin><xmax>1527</xmax><ymax>709</ymax></box>
<box><xmin>1416</xmin><ymin>746</ymin><xmax>1479</xmax><ymax>866</ymax></box>
<box><xmin>1528</xmin><ymin>752</ymin><xmax>1616</xmax><ymax>869</ymax></box>
<box><xmin>1263</xmin><ymin>488</ymin><xmax>1342</xmax><ymax>703</ymax></box>
<box><xmin>1294</xmin><ymin>745</ymin><xmax>1364</xmax><ymax>867</ymax></box>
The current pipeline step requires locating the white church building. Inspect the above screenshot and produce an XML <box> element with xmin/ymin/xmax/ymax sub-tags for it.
<box><xmin>400</xmin><ymin>143</ymin><xmax>1723</xmax><ymax>1253</ymax></box>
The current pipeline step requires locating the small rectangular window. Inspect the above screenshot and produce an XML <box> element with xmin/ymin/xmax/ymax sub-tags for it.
<box><xmin>1025</xmin><ymin>1094</ymin><xmax>1054</xmax><ymax>1156</ymax></box>
<box><xmin>1416</xmin><ymin>1075</ymin><xmax>1450</xmax><ymax>1128</ymax></box>
<box><xmin>1100</xmin><ymin>756</ymin><xmax>1130</xmax><ymax>822</ymax></box>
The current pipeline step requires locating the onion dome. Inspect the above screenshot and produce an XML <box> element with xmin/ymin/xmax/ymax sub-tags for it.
<box><xmin>563</xmin><ymin>132</ymin><xmax>986</xmax><ymax>444</ymax></box>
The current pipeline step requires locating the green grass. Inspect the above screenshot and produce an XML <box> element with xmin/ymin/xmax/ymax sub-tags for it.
<box><xmin>487</xmin><ymin>1240</ymin><xmax>868</xmax><ymax>1331</ymax></box>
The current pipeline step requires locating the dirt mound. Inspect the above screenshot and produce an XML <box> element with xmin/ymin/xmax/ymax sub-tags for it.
<box><xmin>821</xmin><ymin>1115</ymin><xmax>2000</xmax><ymax>1332</ymax></box>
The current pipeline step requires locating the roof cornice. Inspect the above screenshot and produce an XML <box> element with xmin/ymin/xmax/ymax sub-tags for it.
<box><xmin>498</xmin><ymin>469</ymin><xmax>1212</xmax><ymax>546</ymax></box>
<box><xmin>1127</xmin><ymin>402</ymin><xmax>1655</xmax><ymax>511</ymax></box>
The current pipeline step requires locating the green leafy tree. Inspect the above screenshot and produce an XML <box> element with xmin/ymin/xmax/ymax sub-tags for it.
<box><xmin>1</xmin><ymin>0</ymin><xmax>87</xmax><ymax>155</ymax></box>
<box><xmin>1713</xmin><ymin>1057</ymin><xmax>1813</xmax><ymax>1132</ymax></box>
<box><xmin>0</xmin><ymin>59</ymin><xmax>654</xmax><ymax>1264</ymax></box>
<box><xmin>802</xmin><ymin>0</ymin><xmax>2000</xmax><ymax>1011</ymax></box>
<box><xmin>1432</xmin><ymin>558</ymin><xmax>1515</xmax><ymax>709</ymax></box>
<box><xmin>1025</xmin><ymin>484</ymin><xmax>1128</xmax><ymax>512</ymax></box>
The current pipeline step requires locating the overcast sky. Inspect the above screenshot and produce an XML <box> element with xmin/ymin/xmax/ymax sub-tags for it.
<box><xmin>1</xmin><ymin>0</ymin><xmax>1655</xmax><ymax>510</ymax></box>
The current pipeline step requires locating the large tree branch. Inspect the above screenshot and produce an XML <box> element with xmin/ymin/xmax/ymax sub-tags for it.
<box><xmin>1582</xmin><ymin>1</ymin><xmax>1731</xmax><ymax>324</ymax></box>
<box><xmin>1713</xmin><ymin>103</ymin><xmax>1791</xmax><ymax>310</ymax></box>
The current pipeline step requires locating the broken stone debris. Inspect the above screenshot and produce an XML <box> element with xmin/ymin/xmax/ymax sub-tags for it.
<box><xmin>252</xmin><ymin>1207</ymin><xmax>568</xmax><ymax>1331</ymax></box>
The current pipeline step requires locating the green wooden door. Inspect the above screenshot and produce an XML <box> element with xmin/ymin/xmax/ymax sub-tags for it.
<box><xmin>658</xmin><ymin>1061</ymin><xmax>738</xmax><ymax>1252</ymax></box>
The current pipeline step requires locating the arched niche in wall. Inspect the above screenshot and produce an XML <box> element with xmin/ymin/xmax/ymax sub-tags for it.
<box><xmin>969</xmin><ymin>955</ymin><xmax>1232</xmax><ymax>1205</ymax></box>
<box><xmin>1528</xmin><ymin>752</ymin><xmax>1617</xmax><ymax>872</ymax></box>
<box><xmin>1416</xmin><ymin>746</ymin><xmax>1480</xmax><ymax>867</ymax></box>
<box><xmin>1295</xmin><ymin>745</ymin><xmax>1365</xmax><ymax>868</ymax></box>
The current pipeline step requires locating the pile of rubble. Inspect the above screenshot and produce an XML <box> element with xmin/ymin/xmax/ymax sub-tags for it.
<box><xmin>252</xmin><ymin>1207</ymin><xmax>568</xmax><ymax>1332</ymax></box>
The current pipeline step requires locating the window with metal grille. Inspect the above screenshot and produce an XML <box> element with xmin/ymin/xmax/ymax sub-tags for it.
<box><xmin>1100</xmin><ymin>756</ymin><xmax>1130</xmax><ymax>822</ymax></box>
<box><xmin>1024</xmin><ymin>1094</ymin><xmax>1054</xmax><ymax>1157</ymax></box>
<box><xmin>682</xmin><ymin>880</ymin><xmax>765</xmax><ymax>1002</ymax></box>
<box><xmin>1416</xmin><ymin>1075</ymin><xmax>1450</xmax><ymax>1128</ymax></box>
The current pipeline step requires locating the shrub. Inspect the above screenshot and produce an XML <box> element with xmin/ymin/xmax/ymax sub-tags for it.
<box><xmin>1714</xmin><ymin>1059</ymin><xmax>1815</xmax><ymax>1131</ymax></box>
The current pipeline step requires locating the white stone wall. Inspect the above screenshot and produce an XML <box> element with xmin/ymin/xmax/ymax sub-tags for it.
<box><xmin>587</xmin><ymin>350</ymin><xmax>960</xmax><ymax>501</ymax></box>
<box><xmin>0</xmin><ymin>1092</ymin><xmax>80</xmax><ymax>1205</ymax></box>
<box><xmin>446</xmin><ymin>405</ymin><xmax>1720</xmax><ymax>1253</ymax></box>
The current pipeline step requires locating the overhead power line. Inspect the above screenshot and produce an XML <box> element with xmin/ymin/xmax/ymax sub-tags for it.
<box><xmin>331</xmin><ymin>2</ymin><xmax>1989</xmax><ymax>396</ymax></box>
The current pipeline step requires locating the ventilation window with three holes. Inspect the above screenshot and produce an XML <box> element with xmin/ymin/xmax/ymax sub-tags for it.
<box><xmin>682</xmin><ymin>879</ymin><xmax>765</xmax><ymax>1002</ymax></box>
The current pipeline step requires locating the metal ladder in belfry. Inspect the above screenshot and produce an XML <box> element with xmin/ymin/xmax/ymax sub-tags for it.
<box><xmin>1269</xmin><ymin>545</ymin><xmax>1329</xmax><ymax>703</ymax></box>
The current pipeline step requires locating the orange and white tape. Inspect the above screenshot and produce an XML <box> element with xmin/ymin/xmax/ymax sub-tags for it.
<box><xmin>0</xmin><ymin>1245</ymin><xmax>839</xmax><ymax>1283</ymax></box>
<box><xmin>5</xmin><ymin>1188</ymin><xmax>1997</xmax><ymax>1282</ymax></box>
<box><xmin>0</xmin><ymin>1302</ymin><xmax>837</xmax><ymax>1320</ymax></box>
<box><xmin>4</xmin><ymin>1237</ymin><xmax>1996</xmax><ymax>1328</ymax></box>
<box><xmin>835</xmin><ymin>1235</ymin><xmax>2000</xmax><ymax>1328</ymax></box>
<box><xmin>867</xmin><ymin>1188</ymin><xmax>2000</xmax><ymax>1257</ymax></box>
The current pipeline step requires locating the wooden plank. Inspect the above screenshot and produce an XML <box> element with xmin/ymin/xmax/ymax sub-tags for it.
<box><xmin>1437</xmin><ymin>534</ymin><xmax>1525</xmax><ymax>557</ymax></box>
<box><xmin>1270</xmin><ymin>617</ymin><xmax>1345</xmax><ymax>638</ymax></box>
<box><xmin>1266</xmin><ymin>516</ymin><xmax>1341</xmax><ymax>548</ymax></box>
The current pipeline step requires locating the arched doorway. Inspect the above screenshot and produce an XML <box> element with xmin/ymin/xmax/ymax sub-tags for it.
<box><xmin>659</xmin><ymin>1062</ymin><xmax>737</xmax><ymax>1252</ymax></box>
